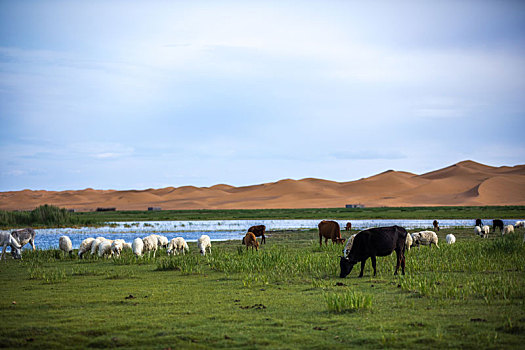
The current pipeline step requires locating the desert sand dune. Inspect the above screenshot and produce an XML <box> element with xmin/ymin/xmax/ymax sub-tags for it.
<box><xmin>0</xmin><ymin>160</ymin><xmax>524</xmax><ymax>211</ymax></box>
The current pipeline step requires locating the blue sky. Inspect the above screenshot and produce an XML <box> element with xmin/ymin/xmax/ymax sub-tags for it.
<box><xmin>1</xmin><ymin>0</ymin><xmax>524</xmax><ymax>191</ymax></box>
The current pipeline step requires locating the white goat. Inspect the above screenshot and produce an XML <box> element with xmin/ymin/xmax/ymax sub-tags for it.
<box><xmin>446</xmin><ymin>234</ymin><xmax>456</xmax><ymax>244</ymax></box>
<box><xmin>59</xmin><ymin>236</ymin><xmax>73</xmax><ymax>256</ymax></box>
<box><xmin>132</xmin><ymin>238</ymin><xmax>144</xmax><ymax>256</ymax></box>
<box><xmin>198</xmin><ymin>235</ymin><xmax>212</xmax><ymax>256</ymax></box>
<box><xmin>78</xmin><ymin>237</ymin><xmax>95</xmax><ymax>259</ymax></box>
<box><xmin>0</xmin><ymin>231</ymin><xmax>22</xmax><ymax>260</ymax></box>
<box><xmin>502</xmin><ymin>225</ymin><xmax>514</xmax><ymax>236</ymax></box>
<box><xmin>411</xmin><ymin>231</ymin><xmax>439</xmax><ymax>249</ymax></box>
<box><xmin>167</xmin><ymin>237</ymin><xmax>189</xmax><ymax>255</ymax></box>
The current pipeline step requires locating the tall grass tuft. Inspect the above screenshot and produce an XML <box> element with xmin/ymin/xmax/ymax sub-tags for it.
<box><xmin>324</xmin><ymin>291</ymin><xmax>373</xmax><ymax>313</ymax></box>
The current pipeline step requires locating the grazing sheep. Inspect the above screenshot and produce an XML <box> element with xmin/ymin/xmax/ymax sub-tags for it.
<box><xmin>154</xmin><ymin>235</ymin><xmax>169</xmax><ymax>248</ymax></box>
<box><xmin>167</xmin><ymin>237</ymin><xmax>189</xmax><ymax>255</ymax></box>
<box><xmin>97</xmin><ymin>240</ymin><xmax>114</xmax><ymax>258</ymax></box>
<box><xmin>515</xmin><ymin>221</ymin><xmax>524</xmax><ymax>228</ymax></box>
<box><xmin>132</xmin><ymin>238</ymin><xmax>144</xmax><ymax>256</ymax></box>
<box><xmin>111</xmin><ymin>239</ymin><xmax>126</xmax><ymax>257</ymax></box>
<box><xmin>482</xmin><ymin>225</ymin><xmax>490</xmax><ymax>238</ymax></box>
<box><xmin>59</xmin><ymin>236</ymin><xmax>73</xmax><ymax>257</ymax></box>
<box><xmin>198</xmin><ymin>235</ymin><xmax>212</xmax><ymax>256</ymax></box>
<box><xmin>474</xmin><ymin>226</ymin><xmax>482</xmax><ymax>237</ymax></box>
<box><xmin>91</xmin><ymin>237</ymin><xmax>106</xmax><ymax>255</ymax></box>
<box><xmin>78</xmin><ymin>237</ymin><xmax>95</xmax><ymax>259</ymax></box>
<box><xmin>411</xmin><ymin>231</ymin><xmax>439</xmax><ymax>249</ymax></box>
<box><xmin>142</xmin><ymin>235</ymin><xmax>158</xmax><ymax>258</ymax></box>
<box><xmin>243</xmin><ymin>232</ymin><xmax>259</xmax><ymax>251</ymax></box>
<box><xmin>502</xmin><ymin>225</ymin><xmax>514</xmax><ymax>236</ymax></box>
<box><xmin>0</xmin><ymin>231</ymin><xmax>22</xmax><ymax>260</ymax></box>
<box><xmin>446</xmin><ymin>234</ymin><xmax>456</xmax><ymax>244</ymax></box>
<box><xmin>122</xmin><ymin>242</ymin><xmax>132</xmax><ymax>251</ymax></box>
<box><xmin>343</xmin><ymin>234</ymin><xmax>358</xmax><ymax>257</ymax></box>
<box><xmin>405</xmin><ymin>232</ymin><xmax>413</xmax><ymax>251</ymax></box>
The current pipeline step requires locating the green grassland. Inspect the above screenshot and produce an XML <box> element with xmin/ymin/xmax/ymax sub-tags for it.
<box><xmin>73</xmin><ymin>205</ymin><xmax>525</xmax><ymax>222</ymax></box>
<box><xmin>1</xmin><ymin>227</ymin><xmax>524</xmax><ymax>349</ymax></box>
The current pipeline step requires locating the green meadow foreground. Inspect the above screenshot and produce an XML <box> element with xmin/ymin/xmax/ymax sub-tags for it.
<box><xmin>1</xmin><ymin>228</ymin><xmax>524</xmax><ymax>349</ymax></box>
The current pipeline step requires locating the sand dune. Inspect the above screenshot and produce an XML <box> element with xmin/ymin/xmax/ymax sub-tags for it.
<box><xmin>1</xmin><ymin>160</ymin><xmax>524</xmax><ymax>211</ymax></box>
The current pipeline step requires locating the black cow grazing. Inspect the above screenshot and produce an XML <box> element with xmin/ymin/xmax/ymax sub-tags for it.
<box><xmin>339</xmin><ymin>226</ymin><xmax>407</xmax><ymax>278</ymax></box>
<box><xmin>475</xmin><ymin>219</ymin><xmax>482</xmax><ymax>227</ymax></box>
<box><xmin>493</xmin><ymin>219</ymin><xmax>504</xmax><ymax>233</ymax></box>
<box><xmin>433</xmin><ymin>220</ymin><xmax>440</xmax><ymax>231</ymax></box>
<box><xmin>247</xmin><ymin>225</ymin><xmax>266</xmax><ymax>244</ymax></box>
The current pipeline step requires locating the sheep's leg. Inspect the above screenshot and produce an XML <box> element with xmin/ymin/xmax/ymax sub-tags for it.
<box><xmin>371</xmin><ymin>255</ymin><xmax>377</xmax><ymax>276</ymax></box>
<box><xmin>358</xmin><ymin>260</ymin><xmax>366</xmax><ymax>277</ymax></box>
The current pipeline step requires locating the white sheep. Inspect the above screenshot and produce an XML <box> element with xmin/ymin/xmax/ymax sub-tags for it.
<box><xmin>446</xmin><ymin>234</ymin><xmax>456</xmax><ymax>244</ymax></box>
<box><xmin>142</xmin><ymin>235</ymin><xmax>158</xmax><ymax>258</ymax></box>
<box><xmin>502</xmin><ymin>225</ymin><xmax>514</xmax><ymax>236</ymax></box>
<box><xmin>515</xmin><ymin>220</ymin><xmax>524</xmax><ymax>228</ymax></box>
<box><xmin>482</xmin><ymin>225</ymin><xmax>490</xmax><ymax>238</ymax></box>
<box><xmin>78</xmin><ymin>237</ymin><xmax>95</xmax><ymax>259</ymax></box>
<box><xmin>122</xmin><ymin>242</ymin><xmax>132</xmax><ymax>251</ymax></box>
<box><xmin>91</xmin><ymin>237</ymin><xmax>106</xmax><ymax>255</ymax></box>
<box><xmin>97</xmin><ymin>239</ymin><xmax>114</xmax><ymax>258</ymax></box>
<box><xmin>198</xmin><ymin>235</ymin><xmax>212</xmax><ymax>256</ymax></box>
<box><xmin>342</xmin><ymin>234</ymin><xmax>357</xmax><ymax>257</ymax></box>
<box><xmin>111</xmin><ymin>239</ymin><xmax>126</xmax><ymax>257</ymax></box>
<box><xmin>405</xmin><ymin>232</ymin><xmax>413</xmax><ymax>251</ymax></box>
<box><xmin>167</xmin><ymin>237</ymin><xmax>189</xmax><ymax>255</ymax></box>
<box><xmin>411</xmin><ymin>231</ymin><xmax>439</xmax><ymax>249</ymax></box>
<box><xmin>132</xmin><ymin>238</ymin><xmax>144</xmax><ymax>256</ymax></box>
<box><xmin>474</xmin><ymin>226</ymin><xmax>482</xmax><ymax>237</ymax></box>
<box><xmin>59</xmin><ymin>236</ymin><xmax>73</xmax><ymax>256</ymax></box>
<box><xmin>155</xmin><ymin>235</ymin><xmax>169</xmax><ymax>248</ymax></box>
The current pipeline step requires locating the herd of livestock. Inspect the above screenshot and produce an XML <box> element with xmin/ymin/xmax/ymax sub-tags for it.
<box><xmin>1</xmin><ymin>219</ymin><xmax>523</xmax><ymax>278</ymax></box>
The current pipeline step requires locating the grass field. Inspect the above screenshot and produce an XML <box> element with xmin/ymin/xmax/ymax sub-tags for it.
<box><xmin>1</xmin><ymin>226</ymin><xmax>524</xmax><ymax>349</ymax></box>
<box><xmin>72</xmin><ymin>206</ymin><xmax>525</xmax><ymax>223</ymax></box>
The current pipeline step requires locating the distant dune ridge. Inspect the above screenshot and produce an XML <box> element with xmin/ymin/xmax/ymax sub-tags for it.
<box><xmin>1</xmin><ymin>160</ymin><xmax>524</xmax><ymax>211</ymax></box>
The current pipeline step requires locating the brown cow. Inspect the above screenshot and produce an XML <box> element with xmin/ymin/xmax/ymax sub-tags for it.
<box><xmin>318</xmin><ymin>220</ymin><xmax>345</xmax><ymax>247</ymax></box>
<box><xmin>345</xmin><ymin>222</ymin><xmax>352</xmax><ymax>231</ymax></box>
<box><xmin>433</xmin><ymin>220</ymin><xmax>439</xmax><ymax>231</ymax></box>
<box><xmin>248</xmin><ymin>225</ymin><xmax>266</xmax><ymax>244</ymax></box>
<box><xmin>243</xmin><ymin>232</ymin><xmax>259</xmax><ymax>252</ymax></box>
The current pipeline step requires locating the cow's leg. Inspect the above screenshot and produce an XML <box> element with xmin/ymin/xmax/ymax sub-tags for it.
<box><xmin>401</xmin><ymin>253</ymin><xmax>406</xmax><ymax>275</ymax></box>
<box><xmin>262</xmin><ymin>234</ymin><xmax>265</xmax><ymax>244</ymax></box>
<box><xmin>319</xmin><ymin>235</ymin><xmax>322</xmax><ymax>247</ymax></box>
<box><xmin>394</xmin><ymin>249</ymin><xmax>401</xmax><ymax>275</ymax></box>
<box><xmin>371</xmin><ymin>255</ymin><xmax>377</xmax><ymax>276</ymax></box>
<box><xmin>358</xmin><ymin>260</ymin><xmax>366</xmax><ymax>277</ymax></box>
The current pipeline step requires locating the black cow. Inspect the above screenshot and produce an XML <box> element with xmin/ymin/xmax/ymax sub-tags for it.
<box><xmin>339</xmin><ymin>226</ymin><xmax>407</xmax><ymax>278</ymax></box>
<box><xmin>493</xmin><ymin>219</ymin><xmax>504</xmax><ymax>233</ymax></box>
<box><xmin>475</xmin><ymin>219</ymin><xmax>482</xmax><ymax>227</ymax></box>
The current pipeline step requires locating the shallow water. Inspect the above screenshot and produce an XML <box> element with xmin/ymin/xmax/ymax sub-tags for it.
<box><xmin>5</xmin><ymin>218</ymin><xmax>519</xmax><ymax>251</ymax></box>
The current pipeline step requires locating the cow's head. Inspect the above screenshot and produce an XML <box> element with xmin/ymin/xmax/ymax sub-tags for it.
<box><xmin>339</xmin><ymin>256</ymin><xmax>355</xmax><ymax>278</ymax></box>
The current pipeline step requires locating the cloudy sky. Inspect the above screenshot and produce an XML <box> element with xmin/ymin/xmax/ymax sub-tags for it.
<box><xmin>1</xmin><ymin>0</ymin><xmax>524</xmax><ymax>191</ymax></box>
